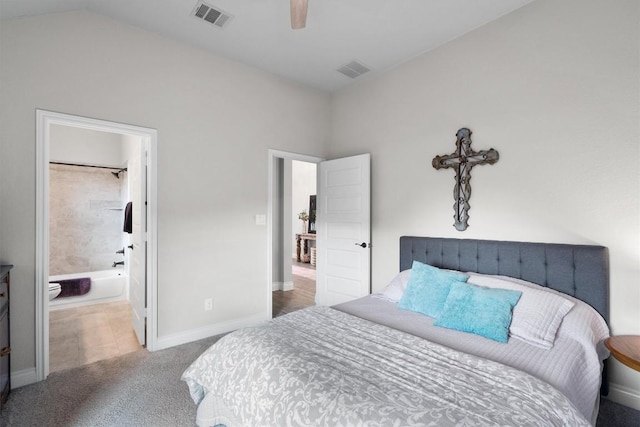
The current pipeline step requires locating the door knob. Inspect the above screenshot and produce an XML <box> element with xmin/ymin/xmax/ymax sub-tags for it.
<box><xmin>355</xmin><ymin>242</ymin><xmax>368</xmax><ymax>248</ymax></box>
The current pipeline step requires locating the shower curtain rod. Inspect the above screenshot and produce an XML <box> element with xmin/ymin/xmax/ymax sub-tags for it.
<box><xmin>49</xmin><ymin>161</ymin><xmax>127</xmax><ymax>171</ymax></box>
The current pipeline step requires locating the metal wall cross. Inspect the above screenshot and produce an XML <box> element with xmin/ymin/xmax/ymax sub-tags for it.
<box><xmin>432</xmin><ymin>128</ymin><xmax>499</xmax><ymax>231</ymax></box>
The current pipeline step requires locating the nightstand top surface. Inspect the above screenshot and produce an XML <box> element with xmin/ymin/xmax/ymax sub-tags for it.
<box><xmin>606</xmin><ymin>335</ymin><xmax>640</xmax><ymax>372</ymax></box>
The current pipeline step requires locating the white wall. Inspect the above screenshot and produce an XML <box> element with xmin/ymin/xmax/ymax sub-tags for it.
<box><xmin>0</xmin><ymin>11</ymin><xmax>330</xmax><ymax>375</ymax></box>
<box><xmin>329</xmin><ymin>0</ymin><xmax>640</xmax><ymax>407</ymax></box>
<box><xmin>121</xmin><ymin>133</ymin><xmax>144</xmax><ymax>296</ymax></box>
<box><xmin>270</xmin><ymin>157</ymin><xmax>293</xmax><ymax>291</ymax></box>
<box><xmin>2</xmin><ymin>1</ymin><xmax>639</xmax><ymax>409</ymax></box>
<box><xmin>291</xmin><ymin>160</ymin><xmax>317</xmax><ymax>257</ymax></box>
<box><xmin>49</xmin><ymin>124</ymin><xmax>129</xmax><ymax>275</ymax></box>
<box><xmin>50</xmin><ymin>125</ymin><xmax>124</xmax><ymax>167</ymax></box>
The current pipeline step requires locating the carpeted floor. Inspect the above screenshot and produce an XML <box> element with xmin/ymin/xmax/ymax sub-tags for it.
<box><xmin>597</xmin><ymin>397</ymin><xmax>640</xmax><ymax>426</ymax></box>
<box><xmin>0</xmin><ymin>335</ymin><xmax>222</xmax><ymax>427</ymax></box>
<box><xmin>2</xmin><ymin>287</ymin><xmax>639</xmax><ymax>427</ymax></box>
<box><xmin>1</xmin><ymin>339</ymin><xmax>637</xmax><ymax>426</ymax></box>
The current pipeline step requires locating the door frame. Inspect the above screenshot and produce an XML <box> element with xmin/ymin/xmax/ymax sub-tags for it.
<box><xmin>35</xmin><ymin>110</ymin><xmax>158</xmax><ymax>381</ymax></box>
<box><xmin>266</xmin><ymin>149</ymin><xmax>323</xmax><ymax>318</ymax></box>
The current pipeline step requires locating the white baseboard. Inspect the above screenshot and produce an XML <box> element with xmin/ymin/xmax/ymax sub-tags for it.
<box><xmin>607</xmin><ymin>382</ymin><xmax>640</xmax><ymax>411</ymax></box>
<box><xmin>11</xmin><ymin>367</ymin><xmax>38</xmax><ymax>389</ymax></box>
<box><xmin>153</xmin><ymin>312</ymin><xmax>268</xmax><ymax>351</ymax></box>
<box><xmin>271</xmin><ymin>281</ymin><xmax>294</xmax><ymax>291</ymax></box>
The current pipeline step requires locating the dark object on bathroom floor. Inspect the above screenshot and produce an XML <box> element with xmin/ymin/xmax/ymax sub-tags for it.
<box><xmin>51</xmin><ymin>277</ymin><xmax>91</xmax><ymax>298</ymax></box>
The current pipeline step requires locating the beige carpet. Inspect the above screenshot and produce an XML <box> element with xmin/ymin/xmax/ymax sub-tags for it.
<box><xmin>1</xmin><ymin>298</ymin><xmax>637</xmax><ymax>426</ymax></box>
<box><xmin>0</xmin><ymin>335</ymin><xmax>222</xmax><ymax>426</ymax></box>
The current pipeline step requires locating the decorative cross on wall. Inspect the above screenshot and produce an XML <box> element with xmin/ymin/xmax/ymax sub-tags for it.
<box><xmin>432</xmin><ymin>128</ymin><xmax>499</xmax><ymax>231</ymax></box>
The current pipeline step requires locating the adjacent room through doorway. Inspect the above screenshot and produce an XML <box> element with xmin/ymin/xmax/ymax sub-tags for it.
<box><xmin>36</xmin><ymin>109</ymin><xmax>158</xmax><ymax>382</ymax></box>
<box><xmin>47</xmin><ymin>124</ymin><xmax>144</xmax><ymax>372</ymax></box>
<box><xmin>271</xmin><ymin>157</ymin><xmax>318</xmax><ymax>317</ymax></box>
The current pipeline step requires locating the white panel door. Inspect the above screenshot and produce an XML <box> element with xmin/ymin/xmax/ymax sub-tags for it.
<box><xmin>128</xmin><ymin>144</ymin><xmax>147</xmax><ymax>346</ymax></box>
<box><xmin>316</xmin><ymin>153</ymin><xmax>371</xmax><ymax>306</ymax></box>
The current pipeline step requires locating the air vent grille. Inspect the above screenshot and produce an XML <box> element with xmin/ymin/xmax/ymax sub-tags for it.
<box><xmin>192</xmin><ymin>1</ymin><xmax>232</xmax><ymax>28</ymax></box>
<box><xmin>337</xmin><ymin>60</ymin><xmax>371</xmax><ymax>79</ymax></box>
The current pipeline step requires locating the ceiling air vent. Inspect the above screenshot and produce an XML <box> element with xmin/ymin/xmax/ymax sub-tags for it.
<box><xmin>337</xmin><ymin>60</ymin><xmax>371</xmax><ymax>79</ymax></box>
<box><xmin>192</xmin><ymin>1</ymin><xmax>232</xmax><ymax>28</ymax></box>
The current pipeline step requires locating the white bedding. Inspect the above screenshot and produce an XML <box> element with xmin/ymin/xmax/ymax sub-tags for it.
<box><xmin>335</xmin><ymin>287</ymin><xmax>609</xmax><ymax>425</ymax></box>
<box><xmin>183</xmin><ymin>258</ymin><xmax>608</xmax><ymax>426</ymax></box>
<box><xmin>183</xmin><ymin>306</ymin><xmax>590</xmax><ymax>427</ymax></box>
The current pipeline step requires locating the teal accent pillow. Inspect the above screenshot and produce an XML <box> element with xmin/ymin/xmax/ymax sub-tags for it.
<box><xmin>434</xmin><ymin>282</ymin><xmax>522</xmax><ymax>343</ymax></box>
<box><xmin>397</xmin><ymin>261</ymin><xmax>469</xmax><ymax>318</ymax></box>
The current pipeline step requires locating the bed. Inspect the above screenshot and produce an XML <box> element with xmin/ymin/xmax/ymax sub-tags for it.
<box><xmin>182</xmin><ymin>236</ymin><xmax>610</xmax><ymax>426</ymax></box>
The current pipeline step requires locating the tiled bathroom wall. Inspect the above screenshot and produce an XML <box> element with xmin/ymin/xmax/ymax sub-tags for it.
<box><xmin>49</xmin><ymin>163</ymin><xmax>124</xmax><ymax>275</ymax></box>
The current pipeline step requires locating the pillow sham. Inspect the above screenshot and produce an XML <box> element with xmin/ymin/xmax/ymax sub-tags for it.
<box><xmin>466</xmin><ymin>273</ymin><xmax>575</xmax><ymax>349</ymax></box>
<box><xmin>379</xmin><ymin>269</ymin><xmax>412</xmax><ymax>302</ymax></box>
<box><xmin>434</xmin><ymin>281</ymin><xmax>522</xmax><ymax>343</ymax></box>
<box><xmin>397</xmin><ymin>261</ymin><xmax>468</xmax><ymax>318</ymax></box>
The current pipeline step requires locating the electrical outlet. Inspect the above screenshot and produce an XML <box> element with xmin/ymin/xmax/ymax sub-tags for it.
<box><xmin>204</xmin><ymin>298</ymin><xmax>213</xmax><ymax>311</ymax></box>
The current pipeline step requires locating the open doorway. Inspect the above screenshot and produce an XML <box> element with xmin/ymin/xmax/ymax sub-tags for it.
<box><xmin>47</xmin><ymin>124</ymin><xmax>143</xmax><ymax>372</ymax></box>
<box><xmin>268</xmin><ymin>151</ymin><xmax>323</xmax><ymax>318</ymax></box>
<box><xmin>273</xmin><ymin>160</ymin><xmax>317</xmax><ymax>317</ymax></box>
<box><xmin>35</xmin><ymin>110</ymin><xmax>158</xmax><ymax>381</ymax></box>
<box><xmin>267</xmin><ymin>151</ymin><xmax>371</xmax><ymax>316</ymax></box>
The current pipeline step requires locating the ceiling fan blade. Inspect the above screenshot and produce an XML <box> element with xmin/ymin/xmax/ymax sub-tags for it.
<box><xmin>290</xmin><ymin>0</ymin><xmax>308</xmax><ymax>29</ymax></box>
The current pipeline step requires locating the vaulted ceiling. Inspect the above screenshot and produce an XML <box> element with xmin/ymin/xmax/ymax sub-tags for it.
<box><xmin>0</xmin><ymin>0</ymin><xmax>534</xmax><ymax>91</ymax></box>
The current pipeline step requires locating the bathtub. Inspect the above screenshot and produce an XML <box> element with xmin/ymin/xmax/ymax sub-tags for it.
<box><xmin>49</xmin><ymin>269</ymin><xmax>128</xmax><ymax>310</ymax></box>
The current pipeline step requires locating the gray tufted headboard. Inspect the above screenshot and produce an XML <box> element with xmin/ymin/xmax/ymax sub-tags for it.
<box><xmin>399</xmin><ymin>236</ymin><xmax>610</xmax><ymax>324</ymax></box>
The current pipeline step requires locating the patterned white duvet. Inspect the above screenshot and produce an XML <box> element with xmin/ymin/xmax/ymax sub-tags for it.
<box><xmin>182</xmin><ymin>306</ymin><xmax>589</xmax><ymax>426</ymax></box>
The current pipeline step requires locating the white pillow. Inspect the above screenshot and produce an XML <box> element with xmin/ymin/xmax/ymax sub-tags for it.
<box><xmin>378</xmin><ymin>269</ymin><xmax>412</xmax><ymax>302</ymax></box>
<box><xmin>466</xmin><ymin>273</ymin><xmax>575</xmax><ymax>349</ymax></box>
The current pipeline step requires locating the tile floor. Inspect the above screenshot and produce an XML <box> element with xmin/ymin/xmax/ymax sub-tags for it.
<box><xmin>49</xmin><ymin>300</ymin><xmax>142</xmax><ymax>373</ymax></box>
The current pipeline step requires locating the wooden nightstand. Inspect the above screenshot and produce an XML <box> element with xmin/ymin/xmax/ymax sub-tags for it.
<box><xmin>605</xmin><ymin>335</ymin><xmax>640</xmax><ymax>372</ymax></box>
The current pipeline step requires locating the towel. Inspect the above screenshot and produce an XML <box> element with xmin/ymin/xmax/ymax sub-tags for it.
<box><xmin>52</xmin><ymin>277</ymin><xmax>91</xmax><ymax>298</ymax></box>
<box><xmin>123</xmin><ymin>201</ymin><xmax>133</xmax><ymax>234</ymax></box>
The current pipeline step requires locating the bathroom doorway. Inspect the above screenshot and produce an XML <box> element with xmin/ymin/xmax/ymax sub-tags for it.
<box><xmin>48</xmin><ymin>126</ymin><xmax>140</xmax><ymax>372</ymax></box>
<box><xmin>35</xmin><ymin>110</ymin><xmax>158</xmax><ymax>381</ymax></box>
